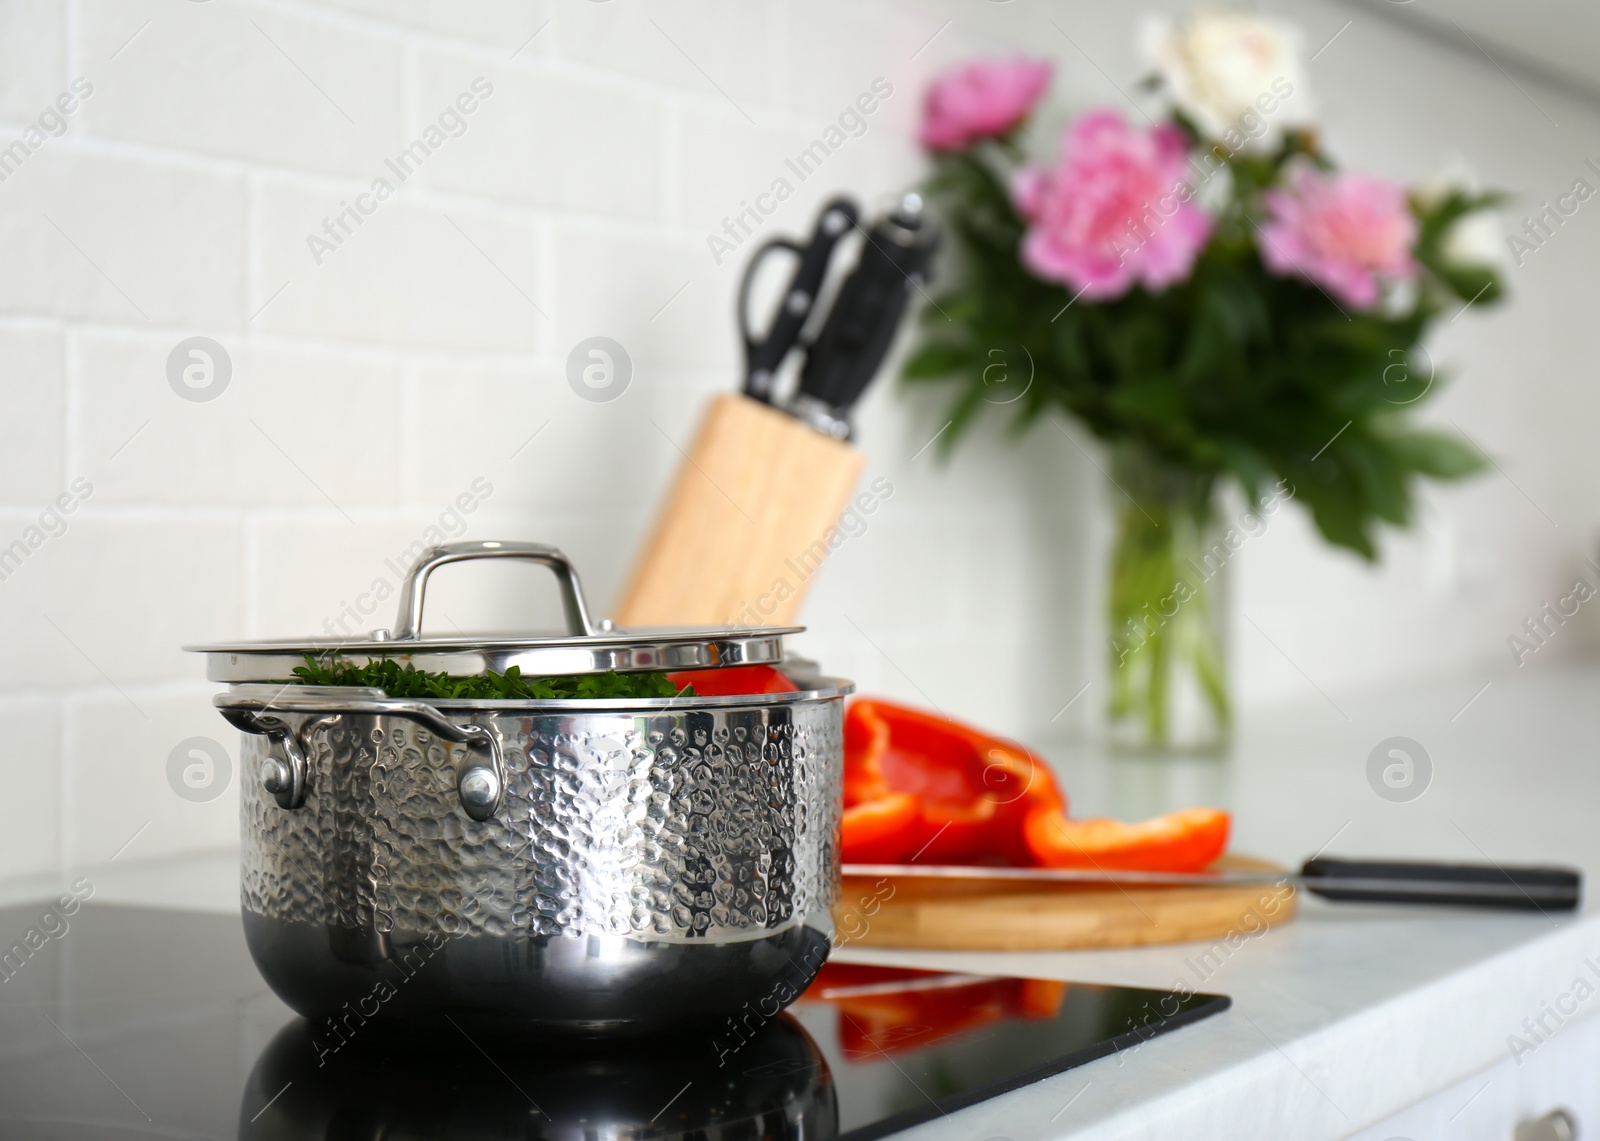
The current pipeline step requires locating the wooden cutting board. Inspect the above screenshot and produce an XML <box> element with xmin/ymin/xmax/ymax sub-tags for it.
<box><xmin>835</xmin><ymin>856</ymin><xmax>1298</xmax><ymax>952</ymax></box>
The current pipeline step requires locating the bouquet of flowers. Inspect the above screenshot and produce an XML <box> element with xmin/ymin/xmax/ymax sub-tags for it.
<box><xmin>904</xmin><ymin>11</ymin><xmax>1505</xmax><ymax>747</ymax></box>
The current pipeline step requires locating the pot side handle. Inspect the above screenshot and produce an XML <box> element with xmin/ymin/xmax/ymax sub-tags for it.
<box><xmin>218</xmin><ymin>692</ymin><xmax>506</xmax><ymax>821</ymax></box>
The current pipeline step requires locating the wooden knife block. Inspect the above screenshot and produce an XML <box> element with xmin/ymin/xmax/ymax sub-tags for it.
<box><xmin>615</xmin><ymin>393</ymin><xmax>863</xmax><ymax>627</ymax></box>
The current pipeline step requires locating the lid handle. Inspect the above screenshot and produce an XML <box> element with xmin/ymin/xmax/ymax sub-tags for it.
<box><xmin>392</xmin><ymin>541</ymin><xmax>595</xmax><ymax>640</ymax></box>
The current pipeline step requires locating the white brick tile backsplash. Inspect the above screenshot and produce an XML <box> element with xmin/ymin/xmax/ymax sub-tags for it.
<box><xmin>252</xmin><ymin>178</ymin><xmax>544</xmax><ymax>351</ymax></box>
<box><xmin>0</xmin><ymin>325</ymin><xmax>66</xmax><ymax>502</ymax></box>
<box><xmin>0</xmin><ymin>148</ymin><xmax>246</xmax><ymax>327</ymax></box>
<box><xmin>845</xmin><ymin>382</ymin><xmax>1072</xmax><ymax>509</ymax></box>
<box><xmin>801</xmin><ymin>503</ymin><xmax>974</xmax><ymax>636</ymax></box>
<box><xmin>405</xmin><ymin>361</ymin><xmax>555</xmax><ymax>499</ymax></box>
<box><xmin>0</xmin><ymin>514</ymin><xmax>243</xmax><ymax>688</ymax></box>
<box><xmin>73</xmin><ymin>331</ymin><xmax>403</xmax><ymax>508</ymax></box>
<box><xmin>668</xmin><ymin>102</ymin><xmax>872</xmax><ymax>240</ymax></box>
<box><xmin>246</xmin><ymin>504</ymin><xmax>657</xmax><ymax>637</ymax></box>
<box><xmin>63</xmin><ymin>688</ymin><xmax>237</xmax><ymax>869</ymax></box>
<box><xmin>249</xmin><ymin>517</ymin><xmax>455</xmax><ymax>639</ymax></box>
<box><xmin>777</xmin><ymin>0</ymin><xmax>934</xmax><ymax>125</ymax></box>
<box><xmin>554</xmin><ymin>0</ymin><xmax>775</xmax><ymax>108</ymax></box>
<box><xmin>77</xmin><ymin>0</ymin><xmax>405</xmax><ymax>178</ymax></box>
<box><xmin>309</xmin><ymin>0</ymin><xmax>551</xmax><ymax>50</ymax></box>
<box><xmin>249</xmin><ymin>499</ymin><xmax>660</xmax><ymax>642</ymax></box>
<box><xmin>407</xmin><ymin>361</ymin><xmax>709</xmax><ymax>511</ymax></box>
<box><xmin>0</xmin><ymin>698</ymin><xmax>61</xmax><ymax>880</ymax></box>
<box><xmin>414</xmin><ymin>50</ymin><xmax>661</xmax><ymax>219</ymax></box>
<box><xmin>550</xmin><ymin>222</ymin><xmax>732</xmax><ymax>373</ymax></box>
<box><xmin>0</xmin><ymin>0</ymin><xmax>64</xmax><ymax>122</ymax></box>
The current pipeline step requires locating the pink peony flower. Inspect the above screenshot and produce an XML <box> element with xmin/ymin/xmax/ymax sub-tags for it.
<box><xmin>1012</xmin><ymin>109</ymin><xmax>1212</xmax><ymax>300</ymax></box>
<box><xmin>918</xmin><ymin>57</ymin><xmax>1052</xmax><ymax>152</ymax></box>
<box><xmin>1256</xmin><ymin>168</ymin><xmax>1418</xmax><ymax>309</ymax></box>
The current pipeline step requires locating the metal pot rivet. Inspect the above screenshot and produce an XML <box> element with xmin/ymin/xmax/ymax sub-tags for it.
<box><xmin>459</xmin><ymin>767</ymin><xmax>500</xmax><ymax>810</ymax></box>
<box><xmin>260</xmin><ymin>757</ymin><xmax>291</xmax><ymax>795</ymax></box>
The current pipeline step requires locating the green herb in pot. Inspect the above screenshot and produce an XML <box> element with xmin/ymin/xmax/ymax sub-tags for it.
<box><xmin>289</xmin><ymin>656</ymin><xmax>693</xmax><ymax>700</ymax></box>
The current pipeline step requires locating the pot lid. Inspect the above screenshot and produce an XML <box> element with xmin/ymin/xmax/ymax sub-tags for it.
<box><xmin>187</xmin><ymin>541</ymin><xmax>801</xmax><ymax>684</ymax></box>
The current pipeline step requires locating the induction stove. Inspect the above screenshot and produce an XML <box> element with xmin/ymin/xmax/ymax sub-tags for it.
<box><xmin>0</xmin><ymin>903</ymin><xmax>1229</xmax><ymax>1139</ymax></box>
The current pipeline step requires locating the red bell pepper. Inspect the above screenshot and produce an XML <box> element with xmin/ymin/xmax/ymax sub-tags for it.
<box><xmin>840</xmin><ymin>793</ymin><xmax>921</xmax><ymax>865</ymax></box>
<box><xmin>840</xmin><ymin>698</ymin><xmax>1231</xmax><ymax>873</ymax></box>
<box><xmin>1023</xmin><ymin>804</ymin><xmax>1230</xmax><ymax>872</ymax></box>
<box><xmin>665</xmin><ymin>665</ymin><xmax>798</xmax><ymax>696</ymax></box>
<box><xmin>841</xmin><ymin>699</ymin><xmax>1065</xmax><ymax>866</ymax></box>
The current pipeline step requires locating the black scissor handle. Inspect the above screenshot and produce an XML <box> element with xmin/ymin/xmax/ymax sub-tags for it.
<box><xmin>737</xmin><ymin>237</ymin><xmax>805</xmax><ymax>371</ymax></box>
<box><xmin>737</xmin><ymin>196</ymin><xmax>860</xmax><ymax>403</ymax></box>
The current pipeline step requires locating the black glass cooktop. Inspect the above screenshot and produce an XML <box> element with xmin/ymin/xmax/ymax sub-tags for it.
<box><xmin>0</xmin><ymin>904</ymin><xmax>1228</xmax><ymax>1140</ymax></box>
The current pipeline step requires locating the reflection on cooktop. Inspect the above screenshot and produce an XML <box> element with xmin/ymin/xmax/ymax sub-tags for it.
<box><xmin>244</xmin><ymin>1015</ymin><xmax>835</xmax><ymax>1141</ymax></box>
<box><xmin>0</xmin><ymin>904</ymin><xmax>1228</xmax><ymax>1140</ymax></box>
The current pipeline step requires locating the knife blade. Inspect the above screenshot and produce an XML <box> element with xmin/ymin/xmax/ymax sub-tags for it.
<box><xmin>790</xmin><ymin>192</ymin><xmax>940</xmax><ymax>439</ymax></box>
<box><xmin>737</xmin><ymin>196</ymin><xmax>859</xmax><ymax>404</ymax></box>
<box><xmin>842</xmin><ymin>856</ymin><xmax>1582</xmax><ymax>911</ymax></box>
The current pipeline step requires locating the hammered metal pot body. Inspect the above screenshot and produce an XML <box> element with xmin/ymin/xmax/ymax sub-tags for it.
<box><xmin>238</xmin><ymin>697</ymin><xmax>843</xmax><ymax>1038</ymax></box>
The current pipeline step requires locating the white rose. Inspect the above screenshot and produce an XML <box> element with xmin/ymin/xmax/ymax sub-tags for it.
<box><xmin>1442</xmin><ymin>210</ymin><xmax>1505</xmax><ymax>269</ymax></box>
<box><xmin>1141</xmin><ymin>10</ymin><xmax>1315</xmax><ymax>153</ymax></box>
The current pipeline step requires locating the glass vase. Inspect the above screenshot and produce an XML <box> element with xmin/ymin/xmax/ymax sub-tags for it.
<box><xmin>1105</xmin><ymin>444</ymin><xmax>1231</xmax><ymax>752</ymax></box>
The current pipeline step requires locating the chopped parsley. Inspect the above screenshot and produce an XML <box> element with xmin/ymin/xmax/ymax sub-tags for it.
<box><xmin>289</xmin><ymin>656</ymin><xmax>692</xmax><ymax>700</ymax></box>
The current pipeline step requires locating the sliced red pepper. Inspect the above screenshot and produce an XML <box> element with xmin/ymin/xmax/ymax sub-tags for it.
<box><xmin>665</xmin><ymin>665</ymin><xmax>798</xmax><ymax>696</ymax></box>
<box><xmin>840</xmin><ymin>793</ymin><xmax>921</xmax><ymax>864</ymax></box>
<box><xmin>842</xmin><ymin>699</ymin><xmax>1065</xmax><ymax>866</ymax></box>
<box><xmin>1023</xmin><ymin>805</ymin><xmax>1230</xmax><ymax>872</ymax></box>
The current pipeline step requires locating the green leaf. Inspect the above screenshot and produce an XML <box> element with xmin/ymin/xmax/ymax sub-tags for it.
<box><xmin>1107</xmin><ymin>380</ymin><xmax>1184</xmax><ymax>427</ymax></box>
<box><xmin>1213</xmin><ymin>439</ymin><xmax>1271</xmax><ymax>506</ymax></box>
<box><xmin>1429</xmin><ymin>262</ymin><xmax>1502</xmax><ymax>306</ymax></box>
<box><xmin>1386</xmin><ymin>429</ymin><xmax>1486</xmax><ymax>479</ymax></box>
<box><xmin>902</xmin><ymin>341</ymin><xmax>971</xmax><ymax>379</ymax></box>
<box><xmin>1302</xmin><ymin>491</ymin><xmax>1378</xmax><ymax>561</ymax></box>
<box><xmin>1341</xmin><ymin>436</ymin><xmax>1411</xmax><ymax>526</ymax></box>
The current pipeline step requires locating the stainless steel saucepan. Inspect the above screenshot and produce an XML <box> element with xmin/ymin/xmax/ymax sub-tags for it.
<box><xmin>190</xmin><ymin>541</ymin><xmax>849</xmax><ymax>1037</ymax></box>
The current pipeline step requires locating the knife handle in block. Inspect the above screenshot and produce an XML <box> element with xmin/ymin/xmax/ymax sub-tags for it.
<box><xmin>614</xmin><ymin>393</ymin><xmax>864</xmax><ymax>627</ymax></box>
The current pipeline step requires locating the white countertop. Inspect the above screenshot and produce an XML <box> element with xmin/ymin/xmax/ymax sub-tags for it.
<box><xmin>22</xmin><ymin>666</ymin><xmax>1600</xmax><ymax>1139</ymax></box>
<box><xmin>844</xmin><ymin>665</ymin><xmax>1600</xmax><ymax>1140</ymax></box>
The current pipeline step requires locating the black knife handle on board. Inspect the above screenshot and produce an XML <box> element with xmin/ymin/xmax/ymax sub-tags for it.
<box><xmin>794</xmin><ymin>193</ymin><xmax>940</xmax><ymax>436</ymax></box>
<box><xmin>738</xmin><ymin>196</ymin><xmax>860</xmax><ymax>404</ymax></box>
<box><xmin>1299</xmin><ymin>857</ymin><xmax>1582</xmax><ymax>911</ymax></box>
